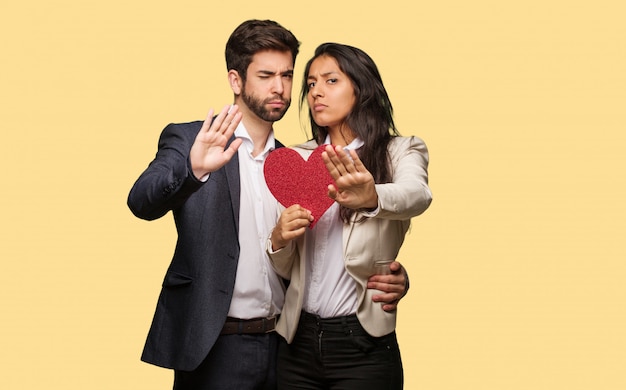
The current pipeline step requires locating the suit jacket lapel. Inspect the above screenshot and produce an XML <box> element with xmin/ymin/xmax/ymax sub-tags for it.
<box><xmin>225</xmin><ymin>136</ymin><xmax>284</xmax><ymax>237</ymax></box>
<box><xmin>225</xmin><ymin>138</ymin><xmax>241</xmax><ymax>235</ymax></box>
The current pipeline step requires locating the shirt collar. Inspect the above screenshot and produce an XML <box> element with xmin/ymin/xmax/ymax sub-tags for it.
<box><xmin>323</xmin><ymin>134</ymin><xmax>364</xmax><ymax>151</ymax></box>
<box><xmin>235</xmin><ymin>122</ymin><xmax>276</xmax><ymax>158</ymax></box>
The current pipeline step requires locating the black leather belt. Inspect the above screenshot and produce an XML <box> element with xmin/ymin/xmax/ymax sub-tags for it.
<box><xmin>220</xmin><ymin>316</ymin><xmax>277</xmax><ymax>335</ymax></box>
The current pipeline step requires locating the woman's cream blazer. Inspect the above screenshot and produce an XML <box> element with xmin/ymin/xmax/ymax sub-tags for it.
<box><xmin>268</xmin><ymin>136</ymin><xmax>432</xmax><ymax>343</ymax></box>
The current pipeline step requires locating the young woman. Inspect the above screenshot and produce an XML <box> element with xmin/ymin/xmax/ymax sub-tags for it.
<box><xmin>268</xmin><ymin>43</ymin><xmax>433</xmax><ymax>389</ymax></box>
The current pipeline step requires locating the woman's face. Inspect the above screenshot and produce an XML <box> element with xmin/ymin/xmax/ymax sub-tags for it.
<box><xmin>306</xmin><ymin>55</ymin><xmax>356</xmax><ymax>133</ymax></box>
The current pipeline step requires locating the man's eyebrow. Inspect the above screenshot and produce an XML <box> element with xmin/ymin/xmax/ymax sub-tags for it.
<box><xmin>257</xmin><ymin>69</ymin><xmax>294</xmax><ymax>76</ymax></box>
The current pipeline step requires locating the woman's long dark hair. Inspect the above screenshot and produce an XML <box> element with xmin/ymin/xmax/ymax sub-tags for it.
<box><xmin>300</xmin><ymin>43</ymin><xmax>400</xmax><ymax>221</ymax></box>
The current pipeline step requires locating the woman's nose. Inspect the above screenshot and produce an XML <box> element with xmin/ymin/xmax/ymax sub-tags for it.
<box><xmin>311</xmin><ymin>84</ymin><xmax>323</xmax><ymax>97</ymax></box>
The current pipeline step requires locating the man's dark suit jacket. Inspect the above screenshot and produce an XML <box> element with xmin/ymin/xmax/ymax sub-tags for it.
<box><xmin>128</xmin><ymin>120</ymin><xmax>283</xmax><ymax>371</ymax></box>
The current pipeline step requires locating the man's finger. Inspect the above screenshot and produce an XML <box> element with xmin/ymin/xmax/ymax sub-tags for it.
<box><xmin>208</xmin><ymin>105</ymin><xmax>231</xmax><ymax>133</ymax></box>
<box><xmin>200</xmin><ymin>108</ymin><xmax>216</xmax><ymax>133</ymax></box>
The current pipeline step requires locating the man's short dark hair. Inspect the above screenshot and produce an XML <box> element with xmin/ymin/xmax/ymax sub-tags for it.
<box><xmin>225</xmin><ymin>19</ymin><xmax>300</xmax><ymax>82</ymax></box>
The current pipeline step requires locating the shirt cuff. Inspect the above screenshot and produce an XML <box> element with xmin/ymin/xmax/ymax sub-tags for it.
<box><xmin>266</xmin><ymin>235</ymin><xmax>280</xmax><ymax>255</ymax></box>
<box><xmin>359</xmin><ymin>205</ymin><xmax>380</xmax><ymax>217</ymax></box>
<box><xmin>266</xmin><ymin>235</ymin><xmax>292</xmax><ymax>255</ymax></box>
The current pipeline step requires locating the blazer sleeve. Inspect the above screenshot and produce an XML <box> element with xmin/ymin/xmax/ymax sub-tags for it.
<box><xmin>372</xmin><ymin>136</ymin><xmax>432</xmax><ymax>220</ymax></box>
<box><xmin>266</xmin><ymin>239</ymin><xmax>298</xmax><ymax>280</ymax></box>
<box><xmin>127</xmin><ymin>121</ymin><xmax>206</xmax><ymax>221</ymax></box>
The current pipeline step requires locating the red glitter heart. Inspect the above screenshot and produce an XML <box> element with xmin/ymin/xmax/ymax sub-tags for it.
<box><xmin>264</xmin><ymin>145</ymin><xmax>335</xmax><ymax>228</ymax></box>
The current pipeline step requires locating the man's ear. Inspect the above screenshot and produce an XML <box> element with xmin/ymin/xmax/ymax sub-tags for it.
<box><xmin>228</xmin><ymin>70</ymin><xmax>243</xmax><ymax>95</ymax></box>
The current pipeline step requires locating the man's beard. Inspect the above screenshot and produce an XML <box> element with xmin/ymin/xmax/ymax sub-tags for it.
<box><xmin>241</xmin><ymin>87</ymin><xmax>291</xmax><ymax>123</ymax></box>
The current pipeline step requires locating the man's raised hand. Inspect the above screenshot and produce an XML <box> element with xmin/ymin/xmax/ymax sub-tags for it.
<box><xmin>190</xmin><ymin>105</ymin><xmax>243</xmax><ymax>179</ymax></box>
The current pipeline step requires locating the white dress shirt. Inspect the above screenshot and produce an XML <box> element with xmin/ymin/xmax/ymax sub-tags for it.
<box><xmin>302</xmin><ymin>137</ymin><xmax>367</xmax><ymax>318</ymax></box>
<box><xmin>227</xmin><ymin>123</ymin><xmax>284</xmax><ymax>319</ymax></box>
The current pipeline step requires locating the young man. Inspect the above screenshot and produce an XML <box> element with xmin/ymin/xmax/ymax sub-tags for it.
<box><xmin>128</xmin><ymin>19</ymin><xmax>408</xmax><ymax>389</ymax></box>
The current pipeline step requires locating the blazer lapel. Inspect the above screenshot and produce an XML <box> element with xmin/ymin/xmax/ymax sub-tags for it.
<box><xmin>225</xmin><ymin>138</ymin><xmax>241</xmax><ymax>235</ymax></box>
<box><xmin>342</xmin><ymin>213</ymin><xmax>358</xmax><ymax>256</ymax></box>
<box><xmin>225</xmin><ymin>136</ymin><xmax>283</xmax><ymax>236</ymax></box>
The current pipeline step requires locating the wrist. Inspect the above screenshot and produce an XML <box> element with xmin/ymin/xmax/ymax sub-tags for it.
<box><xmin>270</xmin><ymin>230</ymin><xmax>285</xmax><ymax>251</ymax></box>
<box><xmin>192</xmin><ymin>168</ymin><xmax>209</xmax><ymax>181</ymax></box>
<box><xmin>361</xmin><ymin>192</ymin><xmax>379</xmax><ymax>211</ymax></box>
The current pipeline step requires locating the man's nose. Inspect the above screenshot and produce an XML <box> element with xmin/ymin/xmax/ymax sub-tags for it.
<box><xmin>271</xmin><ymin>76</ymin><xmax>284</xmax><ymax>94</ymax></box>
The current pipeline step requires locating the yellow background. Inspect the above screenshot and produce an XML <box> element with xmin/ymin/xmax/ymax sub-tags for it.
<box><xmin>1</xmin><ymin>0</ymin><xmax>624</xmax><ymax>389</ymax></box>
